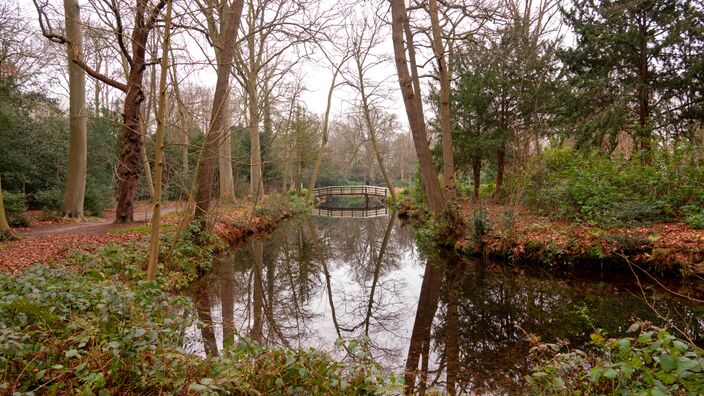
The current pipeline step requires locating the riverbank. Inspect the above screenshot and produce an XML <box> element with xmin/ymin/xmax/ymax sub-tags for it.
<box><xmin>0</xmin><ymin>196</ymin><xmax>305</xmax><ymax>275</ymax></box>
<box><xmin>399</xmin><ymin>200</ymin><xmax>704</xmax><ymax>277</ymax></box>
<box><xmin>0</xmin><ymin>196</ymin><xmax>405</xmax><ymax>394</ymax></box>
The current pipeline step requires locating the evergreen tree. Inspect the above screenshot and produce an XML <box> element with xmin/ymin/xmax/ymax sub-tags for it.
<box><xmin>559</xmin><ymin>0</ymin><xmax>704</xmax><ymax>152</ymax></box>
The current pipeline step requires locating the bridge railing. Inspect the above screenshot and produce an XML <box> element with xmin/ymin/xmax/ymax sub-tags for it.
<box><xmin>313</xmin><ymin>207</ymin><xmax>389</xmax><ymax>218</ymax></box>
<box><xmin>312</xmin><ymin>185</ymin><xmax>389</xmax><ymax>197</ymax></box>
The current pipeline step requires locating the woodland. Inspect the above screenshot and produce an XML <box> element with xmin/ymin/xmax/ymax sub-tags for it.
<box><xmin>0</xmin><ymin>0</ymin><xmax>704</xmax><ymax>394</ymax></box>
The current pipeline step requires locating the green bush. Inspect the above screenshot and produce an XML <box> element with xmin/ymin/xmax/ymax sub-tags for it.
<box><xmin>7</xmin><ymin>213</ymin><xmax>30</xmax><ymax>227</ymax></box>
<box><xmin>206</xmin><ymin>339</ymin><xmax>403</xmax><ymax>395</ymax></box>
<box><xmin>0</xmin><ymin>266</ymin><xmax>197</xmax><ymax>394</ymax></box>
<box><xmin>528</xmin><ymin>323</ymin><xmax>704</xmax><ymax>395</ymax></box>
<box><xmin>84</xmin><ymin>181</ymin><xmax>114</xmax><ymax>216</ymax></box>
<box><xmin>1</xmin><ymin>265</ymin><xmax>402</xmax><ymax>395</ymax></box>
<box><xmin>34</xmin><ymin>188</ymin><xmax>63</xmax><ymax>211</ymax></box>
<box><xmin>2</xmin><ymin>190</ymin><xmax>25</xmax><ymax>214</ymax></box>
<box><xmin>524</xmin><ymin>147</ymin><xmax>704</xmax><ymax>227</ymax></box>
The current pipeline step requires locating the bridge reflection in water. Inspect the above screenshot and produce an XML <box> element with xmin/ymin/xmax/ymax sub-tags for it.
<box><xmin>313</xmin><ymin>206</ymin><xmax>389</xmax><ymax>218</ymax></box>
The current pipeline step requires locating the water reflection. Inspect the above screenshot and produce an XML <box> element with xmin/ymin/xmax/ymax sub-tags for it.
<box><xmin>186</xmin><ymin>215</ymin><xmax>704</xmax><ymax>394</ymax></box>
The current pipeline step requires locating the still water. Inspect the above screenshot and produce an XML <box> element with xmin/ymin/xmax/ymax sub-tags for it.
<box><xmin>186</xmin><ymin>212</ymin><xmax>704</xmax><ymax>394</ymax></box>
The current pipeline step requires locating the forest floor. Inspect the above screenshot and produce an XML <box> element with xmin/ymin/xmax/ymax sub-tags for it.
<box><xmin>0</xmin><ymin>197</ymin><xmax>303</xmax><ymax>275</ymax></box>
<box><xmin>448</xmin><ymin>201</ymin><xmax>704</xmax><ymax>276</ymax></box>
<box><xmin>0</xmin><ymin>201</ymin><xmax>185</xmax><ymax>274</ymax></box>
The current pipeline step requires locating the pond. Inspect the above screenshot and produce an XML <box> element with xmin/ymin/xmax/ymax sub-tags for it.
<box><xmin>185</xmin><ymin>213</ymin><xmax>704</xmax><ymax>394</ymax></box>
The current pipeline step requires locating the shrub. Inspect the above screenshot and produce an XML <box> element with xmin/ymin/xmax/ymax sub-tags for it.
<box><xmin>0</xmin><ymin>266</ymin><xmax>197</xmax><ymax>394</ymax></box>
<box><xmin>524</xmin><ymin>147</ymin><xmax>704</xmax><ymax>227</ymax></box>
<box><xmin>7</xmin><ymin>213</ymin><xmax>29</xmax><ymax>227</ymax></box>
<box><xmin>206</xmin><ymin>339</ymin><xmax>404</xmax><ymax>395</ymax></box>
<box><xmin>34</xmin><ymin>188</ymin><xmax>63</xmax><ymax>211</ymax></box>
<box><xmin>1</xmin><ymin>265</ymin><xmax>403</xmax><ymax>395</ymax></box>
<box><xmin>2</xmin><ymin>190</ymin><xmax>25</xmax><ymax>214</ymax></box>
<box><xmin>528</xmin><ymin>322</ymin><xmax>704</xmax><ymax>395</ymax></box>
<box><xmin>84</xmin><ymin>181</ymin><xmax>114</xmax><ymax>216</ymax></box>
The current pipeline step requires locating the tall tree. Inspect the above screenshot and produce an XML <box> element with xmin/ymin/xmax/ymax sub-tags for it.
<box><xmin>389</xmin><ymin>0</ymin><xmax>446</xmax><ymax>213</ymax></box>
<box><xmin>61</xmin><ymin>0</ymin><xmax>87</xmax><ymax>219</ymax></box>
<box><xmin>193</xmin><ymin>0</ymin><xmax>245</xmax><ymax>224</ymax></box>
<box><xmin>196</xmin><ymin>0</ymin><xmax>239</xmax><ymax>202</ymax></box>
<box><xmin>35</xmin><ymin>0</ymin><xmax>167</xmax><ymax>223</ymax></box>
<box><xmin>560</xmin><ymin>0</ymin><xmax>704</xmax><ymax>154</ymax></box>
<box><xmin>0</xmin><ymin>176</ymin><xmax>14</xmax><ymax>239</ymax></box>
<box><xmin>348</xmin><ymin>16</ymin><xmax>397</xmax><ymax>200</ymax></box>
<box><xmin>147</xmin><ymin>0</ymin><xmax>173</xmax><ymax>280</ymax></box>
<box><xmin>428</xmin><ymin>0</ymin><xmax>456</xmax><ymax>200</ymax></box>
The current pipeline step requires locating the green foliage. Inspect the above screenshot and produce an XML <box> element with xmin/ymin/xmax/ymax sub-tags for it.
<box><xmin>558</xmin><ymin>0</ymin><xmax>704</xmax><ymax>146</ymax></box>
<box><xmin>75</xmin><ymin>221</ymin><xmax>225</xmax><ymax>290</ymax></box>
<box><xmin>84</xmin><ymin>177</ymin><xmax>115</xmax><ymax>216</ymax></box>
<box><xmin>166</xmin><ymin>221</ymin><xmax>226</xmax><ymax>277</ymax></box>
<box><xmin>7</xmin><ymin>213</ymin><xmax>29</xmax><ymax>227</ymax></box>
<box><xmin>524</xmin><ymin>147</ymin><xmax>704</xmax><ymax>227</ymax></box>
<box><xmin>0</xmin><ymin>80</ymin><xmax>119</xmax><ymax>214</ymax></box>
<box><xmin>528</xmin><ymin>323</ymin><xmax>704</xmax><ymax>395</ymax></box>
<box><xmin>683</xmin><ymin>202</ymin><xmax>704</xmax><ymax>229</ymax></box>
<box><xmin>202</xmin><ymin>338</ymin><xmax>403</xmax><ymax>395</ymax></box>
<box><xmin>2</xmin><ymin>191</ymin><xmax>29</xmax><ymax>227</ymax></box>
<box><xmin>2</xmin><ymin>263</ymin><xmax>400</xmax><ymax>394</ymax></box>
<box><xmin>34</xmin><ymin>187</ymin><xmax>63</xmax><ymax>211</ymax></box>
<box><xmin>0</xmin><ymin>266</ymin><xmax>197</xmax><ymax>394</ymax></box>
<box><xmin>2</xmin><ymin>190</ymin><xmax>25</xmax><ymax>214</ymax></box>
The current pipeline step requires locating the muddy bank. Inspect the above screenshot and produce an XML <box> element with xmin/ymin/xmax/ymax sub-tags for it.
<box><xmin>399</xmin><ymin>203</ymin><xmax>704</xmax><ymax>277</ymax></box>
<box><xmin>212</xmin><ymin>204</ymin><xmax>299</xmax><ymax>246</ymax></box>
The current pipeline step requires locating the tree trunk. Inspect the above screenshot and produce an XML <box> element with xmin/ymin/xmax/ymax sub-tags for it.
<box><xmin>429</xmin><ymin>0</ymin><xmax>456</xmax><ymax>201</ymax></box>
<box><xmin>308</xmin><ymin>64</ymin><xmax>343</xmax><ymax>197</ymax></box>
<box><xmin>62</xmin><ymin>0</ymin><xmax>87</xmax><ymax>219</ymax></box>
<box><xmin>404</xmin><ymin>257</ymin><xmax>445</xmax><ymax>394</ymax></box>
<box><xmin>355</xmin><ymin>50</ymin><xmax>397</xmax><ymax>201</ymax></box>
<box><xmin>250</xmin><ymin>240</ymin><xmax>264</xmax><ymax>342</ymax></box>
<box><xmin>495</xmin><ymin>143</ymin><xmax>505</xmax><ymax>198</ymax></box>
<box><xmin>147</xmin><ymin>0</ymin><xmax>172</xmax><ymax>281</ymax></box>
<box><xmin>140</xmin><ymin>141</ymin><xmax>155</xmax><ymax>199</ymax></box>
<box><xmin>472</xmin><ymin>153</ymin><xmax>481</xmax><ymax>200</ymax></box>
<box><xmin>218</xmin><ymin>95</ymin><xmax>235</xmax><ymax>202</ymax></box>
<box><xmin>247</xmin><ymin>70</ymin><xmax>263</xmax><ymax>197</ymax></box>
<box><xmin>193</xmin><ymin>0</ymin><xmax>245</xmax><ymax>225</ymax></box>
<box><xmin>168</xmin><ymin>53</ymin><xmax>189</xmax><ymax>174</ymax></box>
<box><xmin>114</xmin><ymin>0</ymin><xmax>167</xmax><ymax>223</ymax></box>
<box><xmin>445</xmin><ymin>265</ymin><xmax>460</xmax><ymax>396</ymax></box>
<box><xmin>389</xmin><ymin>0</ymin><xmax>445</xmax><ymax>213</ymax></box>
<box><xmin>637</xmin><ymin>14</ymin><xmax>651</xmax><ymax>160</ymax></box>
<box><xmin>0</xmin><ymin>176</ymin><xmax>14</xmax><ymax>238</ymax></box>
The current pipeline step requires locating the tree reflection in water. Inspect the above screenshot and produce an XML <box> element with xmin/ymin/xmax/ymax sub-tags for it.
<box><xmin>185</xmin><ymin>215</ymin><xmax>704</xmax><ymax>394</ymax></box>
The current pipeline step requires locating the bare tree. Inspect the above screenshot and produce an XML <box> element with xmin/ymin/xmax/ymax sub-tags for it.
<box><xmin>0</xmin><ymin>1</ymin><xmax>56</xmax><ymax>86</ymax></box>
<box><xmin>34</xmin><ymin>0</ymin><xmax>168</xmax><ymax>223</ymax></box>
<box><xmin>147</xmin><ymin>0</ymin><xmax>173</xmax><ymax>280</ymax></box>
<box><xmin>346</xmin><ymin>14</ymin><xmax>397</xmax><ymax>200</ymax></box>
<box><xmin>0</xmin><ymin>176</ymin><xmax>15</xmax><ymax>239</ymax></box>
<box><xmin>428</xmin><ymin>0</ymin><xmax>456</xmax><ymax>200</ymax></box>
<box><xmin>61</xmin><ymin>0</ymin><xmax>87</xmax><ymax>219</ymax></box>
<box><xmin>389</xmin><ymin>0</ymin><xmax>445</xmax><ymax>213</ymax></box>
<box><xmin>307</xmin><ymin>45</ymin><xmax>350</xmax><ymax>196</ymax></box>
<box><xmin>193</xmin><ymin>0</ymin><xmax>245</xmax><ymax>225</ymax></box>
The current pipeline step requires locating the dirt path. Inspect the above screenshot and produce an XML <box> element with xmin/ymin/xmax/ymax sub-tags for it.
<box><xmin>1</xmin><ymin>202</ymin><xmax>187</xmax><ymax>274</ymax></box>
<box><xmin>19</xmin><ymin>202</ymin><xmax>184</xmax><ymax>237</ymax></box>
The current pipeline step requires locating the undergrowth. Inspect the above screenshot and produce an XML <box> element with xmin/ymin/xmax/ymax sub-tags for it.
<box><xmin>523</xmin><ymin>147</ymin><xmax>704</xmax><ymax>228</ymax></box>
<box><xmin>528</xmin><ymin>322</ymin><xmax>704</xmax><ymax>395</ymax></box>
<box><xmin>0</xmin><ymin>266</ymin><xmax>403</xmax><ymax>395</ymax></box>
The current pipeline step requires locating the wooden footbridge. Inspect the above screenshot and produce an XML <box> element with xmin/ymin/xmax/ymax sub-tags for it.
<box><xmin>312</xmin><ymin>185</ymin><xmax>389</xmax><ymax>199</ymax></box>
<box><xmin>313</xmin><ymin>207</ymin><xmax>389</xmax><ymax>218</ymax></box>
<box><xmin>312</xmin><ymin>185</ymin><xmax>389</xmax><ymax>208</ymax></box>
<box><xmin>313</xmin><ymin>186</ymin><xmax>389</xmax><ymax>209</ymax></box>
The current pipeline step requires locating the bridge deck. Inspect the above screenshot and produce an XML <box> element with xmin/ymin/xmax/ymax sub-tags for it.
<box><xmin>312</xmin><ymin>185</ymin><xmax>389</xmax><ymax>198</ymax></box>
<box><xmin>313</xmin><ymin>207</ymin><xmax>389</xmax><ymax>218</ymax></box>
